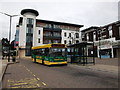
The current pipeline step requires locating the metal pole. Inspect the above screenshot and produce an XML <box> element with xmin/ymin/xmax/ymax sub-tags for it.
<box><xmin>93</xmin><ymin>41</ymin><xmax>95</xmax><ymax>65</ymax></box>
<box><xmin>9</xmin><ymin>16</ymin><xmax>12</xmax><ymax>43</ymax></box>
<box><xmin>99</xmin><ymin>29</ymin><xmax>101</xmax><ymax>59</ymax></box>
<box><xmin>8</xmin><ymin>16</ymin><xmax>12</xmax><ymax>62</ymax></box>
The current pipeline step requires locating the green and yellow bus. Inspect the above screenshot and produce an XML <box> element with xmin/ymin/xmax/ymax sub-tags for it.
<box><xmin>31</xmin><ymin>43</ymin><xmax>67</xmax><ymax>65</ymax></box>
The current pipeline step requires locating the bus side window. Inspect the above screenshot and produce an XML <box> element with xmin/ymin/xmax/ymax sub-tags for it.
<box><xmin>45</xmin><ymin>48</ymin><xmax>49</xmax><ymax>56</ymax></box>
<box><xmin>40</xmin><ymin>49</ymin><xmax>45</xmax><ymax>55</ymax></box>
<box><xmin>39</xmin><ymin>49</ymin><xmax>42</xmax><ymax>55</ymax></box>
<box><xmin>65</xmin><ymin>48</ymin><xmax>67</xmax><ymax>55</ymax></box>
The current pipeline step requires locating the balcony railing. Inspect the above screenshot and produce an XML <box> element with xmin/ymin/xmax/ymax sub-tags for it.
<box><xmin>43</xmin><ymin>27</ymin><xmax>62</xmax><ymax>32</ymax></box>
<box><xmin>43</xmin><ymin>35</ymin><xmax>61</xmax><ymax>40</ymax></box>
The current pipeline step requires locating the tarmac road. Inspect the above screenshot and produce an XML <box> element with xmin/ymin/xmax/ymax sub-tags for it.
<box><xmin>2</xmin><ymin>58</ymin><xmax>118</xmax><ymax>88</ymax></box>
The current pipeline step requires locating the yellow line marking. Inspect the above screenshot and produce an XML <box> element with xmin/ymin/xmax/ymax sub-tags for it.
<box><xmin>36</xmin><ymin>78</ymin><xmax>40</xmax><ymax>81</ymax></box>
<box><xmin>11</xmin><ymin>87</ymin><xmax>19</xmax><ymax>88</ymax></box>
<box><xmin>8</xmin><ymin>79</ymin><xmax>14</xmax><ymax>82</ymax></box>
<box><xmin>13</xmin><ymin>82</ymin><xmax>28</xmax><ymax>85</ymax></box>
<box><xmin>42</xmin><ymin>82</ymin><xmax>46</xmax><ymax>86</ymax></box>
<box><xmin>37</xmin><ymin>84</ymin><xmax>40</xmax><ymax>87</ymax></box>
<box><xmin>33</xmin><ymin>74</ymin><xmax>36</xmax><ymax>77</ymax></box>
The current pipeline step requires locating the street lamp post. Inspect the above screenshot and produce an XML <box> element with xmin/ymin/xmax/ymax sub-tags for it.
<box><xmin>0</xmin><ymin>12</ymin><xmax>19</xmax><ymax>62</ymax></box>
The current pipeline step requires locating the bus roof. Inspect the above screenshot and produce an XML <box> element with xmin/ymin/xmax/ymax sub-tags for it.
<box><xmin>32</xmin><ymin>43</ymin><xmax>67</xmax><ymax>50</ymax></box>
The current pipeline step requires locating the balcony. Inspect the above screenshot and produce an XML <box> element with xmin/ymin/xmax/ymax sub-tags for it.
<box><xmin>43</xmin><ymin>31</ymin><xmax>61</xmax><ymax>40</ymax></box>
<box><xmin>43</xmin><ymin>35</ymin><xmax>61</xmax><ymax>40</ymax></box>
<box><xmin>43</xmin><ymin>27</ymin><xmax>61</xmax><ymax>32</ymax></box>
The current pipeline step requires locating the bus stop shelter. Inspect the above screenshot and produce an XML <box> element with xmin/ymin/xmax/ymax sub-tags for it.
<box><xmin>68</xmin><ymin>41</ymin><xmax>95</xmax><ymax>65</ymax></box>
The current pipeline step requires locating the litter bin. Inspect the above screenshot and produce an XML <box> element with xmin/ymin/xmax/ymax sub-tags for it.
<box><xmin>12</xmin><ymin>56</ymin><xmax>16</xmax><ymax>62</ymax></box>
<box><xmin>12</xmin><ymin>51</ymin><xmax>16</xmax><ymax>62</ymax></box>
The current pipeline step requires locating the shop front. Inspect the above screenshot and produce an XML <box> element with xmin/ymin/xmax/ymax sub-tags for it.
<box><xmin>100</xmin><ymin>49</ymin><xmax>112</xmax><ymax>58</ymax></box>
<box><xmin>95</xmin><ymin>38</ymin><xmax>115</xmax><ymax>58</ymax></box>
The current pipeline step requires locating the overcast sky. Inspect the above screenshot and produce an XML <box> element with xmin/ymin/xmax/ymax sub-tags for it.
<box><xmin>0</xmin><ymin>0</ymin><xmax>119</xmax><ymax>41</ymax></box>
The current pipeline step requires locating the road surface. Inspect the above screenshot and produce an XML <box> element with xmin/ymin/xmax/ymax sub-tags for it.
<box><xmin>2</xmin><ymin>58</ymin><xmax>118</xmax><ymax>88</ymax></box>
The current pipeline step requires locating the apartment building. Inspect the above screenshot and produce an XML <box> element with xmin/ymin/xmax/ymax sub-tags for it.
<box><xmin>81</xmin><ymin>21</ymin><xmax>120</xmax><ymax>58</ymax></box>
<box><xmin>16</xmin><ymin>9</ymin><xmax>83</xmax><ymax>57</ymax></box>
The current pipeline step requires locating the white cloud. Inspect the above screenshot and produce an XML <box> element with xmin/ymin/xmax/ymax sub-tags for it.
<box><xmin>0</xmin><ymin>1</ymin><xmax>118</xmax><ymax>41</ymax></box>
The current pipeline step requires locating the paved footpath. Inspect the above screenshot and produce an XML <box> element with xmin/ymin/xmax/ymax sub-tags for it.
<box><xmin>71</xmin><ymin>58</ymin><xmax>118</xmax><ymax>76</ymax></box>
<box><xmin>71</xmin><ymin>64</ymin><xmax>118</xmax><ymax>76</ymax></box>
<box><xmin>0</xmin><ymin>58</ymin><xmax>19</xmax><ymax>89</ymax></box>
<box><xmin>0</xmin><ymin>59</ymin><xmax>8</xmax><ymax>90</ymax></box>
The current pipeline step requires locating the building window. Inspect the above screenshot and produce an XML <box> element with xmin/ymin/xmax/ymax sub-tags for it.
<box><xmin>53</xmin><ymin>32</ymin><xmax>61</xmax><ymax>37</ymax></box>
<box><xmin>38</xmin><ymin>30</ymin><xmax>40</xmax><ymax>35</ymax></box>
<box><xmin>48</xmin><ymin>40</ymin><xmax>51</xmax><ymax>43</ymax></box>
<box><xmin>44</xmin><ymin>31</ymin><xmax>52</xmax><ymax>36</ymax></box>
<box><xmin>47</xmin><ymin>24</ymin><xmax>52</xmax><ymax>28</ymax></box>
<box><xmin>76</xmin><ymin>40</ymin><xmax>79</xmax><ymax>43</ymax></box>
<box><xmin>81</xmin><ymin>33</ymin><xmax>85</xmax><ymax>39</ymax></box>
<box><xmin>38</xmin><ymin>38</ymin><xmax>40</xmax><ymax>43</ymax></box>
<box><xmin>64</xmin><ymin>40</ymin><xmax>67</xmax><ymax>44</ymax></box>
<box><xmin>108</xmin><ymin>26</ymin><xmax>112</xmax><ymax>30</ymax></box>
<box><xmin>27</xmin><ymin>18</ymin><xmax>34</xmax><ymax>24</ymax></box>
<box><xmin>64</xmin><ymin>32</ymin><xmax>67</xmax><ymax>37</ymax></box>
<box><xmin>109</xmin><ymin>30</ymin><xmax>112</xmax><ymax>38</ymax></box>
<box><xmin>75</xmin><ymin>33</ymin><xmax>79</xmax><ymax>38</ymax></box>
<box><xmin>26</xmin><ymin>28</ymin><xmax>33</xmax><ymax>34</ymax></box>
<box><xmin>108</xmin><ymin>25</ymin><xmax>112</xmax><ymax>38</ymax></box>
<box><xmin>69</xmin><ymin>41</ymin><xmax>71</xmax><ymax>44</ymax></box>
<box><xmin>93</xmin><ymin>32</ymin><xmax>96</xmax><ymax>41</ymax></box>
<box><xmin>68</xmin><ymin>26</ymin><xmax>70</xmax><ymax>30</ymax></box>
<box><xmin>26</xmin><ymin>18</ymin><xmax>34</xmax><ymax>56</ymax></box>
<box><xmin>86</xmin><ymin>33</ymin><xmax>89</xmax><ymax>41</ymax></box>
<box><xmin>53</xmin><ymin>40</ymin><xmax>60</xmax><ymax>43</ymax></box>
<box><xmin>69</xmin><ymin>33</ymin><xmax>71</xmax><ymax>37</ymax></box>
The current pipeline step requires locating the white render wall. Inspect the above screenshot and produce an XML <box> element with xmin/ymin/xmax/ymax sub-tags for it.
<box><xmin>19</xmin><ymin>21</ymin><xmax>26</xmax><ymax>48</ymax></box>
<box><xmin>19</xmin><ymin>12</ymin><xmax>37</xmax><ymax>48</ymax></box>
<box><xmin>19</xmin><ymin>12</ymin><xmax>82</xmax><ymax>47</ymax></box>
<box><xmin>34</xmin><ymin>27</ymin><xmax>43</xmax><ymax>46</ymax></box>
<box><xmin>33</xmin><ymin>27</ymin><xmax>81</xmax><ymax>46</ymax></box>
<box><xmin>61</xmin><ymin>30</ymin><xmax>80</xmax><ymax>44</ymax></box>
